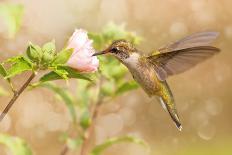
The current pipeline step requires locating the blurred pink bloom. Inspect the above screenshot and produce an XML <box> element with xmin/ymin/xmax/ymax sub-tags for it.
<box><xmin>66</xmin><ymin>29</ymin><xmax>99</xmax><ymax>72</ymax></box>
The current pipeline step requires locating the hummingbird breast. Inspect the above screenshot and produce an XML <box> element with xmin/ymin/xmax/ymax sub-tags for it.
<box><xmin>132</xmin><ymin>63</ymin><xmax>159</xmax><ymax>96</ymax></box>
<box><xmin>123</xmin><ymin>54</ymin><xmax>159</xmax><ymax>96</ymax></box>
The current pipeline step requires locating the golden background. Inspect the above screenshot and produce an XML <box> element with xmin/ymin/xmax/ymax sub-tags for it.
<box><xmin>0</xmin><ymin>0</ymin><xmax>232</xmax><ymax>155</ymax></box>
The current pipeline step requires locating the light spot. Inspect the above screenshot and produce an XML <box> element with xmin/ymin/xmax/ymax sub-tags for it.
<box><xmin>102</xmin><ymin>103</ymin><xmax>121</xmax><ymax>112</ymax></box>
<box><xmin>172</xmin><ymin>138</ymin><xmax>179</xmax><ymax>144</ymax></box>
<box><xmin>128</xmin><ymin>132</ymin><xmax>143</xmax><ymax>139</ymax></box>
<box><xmin>97</xmin><ymin>113</ymin><xmax>124</xmax><ymax>136</ymax></box>
<box><xmin>224</xmin><ymin>26</ymin><xmax>232</xmax><ymax>38</ymax></box>
<box><xmin>190</xmin><ymin>109</ymin><xmax>209</xmax><ymax>127</ymax></box>
<box><xmin>15</xmin><ymin>91</ymin><xmax>70</xmax><ymax>138</ymax></box>
<box><xmin>100</xmin><ymin>0</ymin><xmax>128</xmax><ymax>21</ymax></box>
<box><xmin>169</xmin><ymin>22</ymin><xmax>188</xmax><ymax>37</ymax></box>
<box><xmin>0</xmin><ymin>114</ymin><xmax>11</xmax><ymax>132</ymax></box>
<box><xmin>0</xmin><ymin>19</ymin><xmax>8</xmax><ymax>36</ymax></box>
<box><xmin>126</xmin><ymin>96</ymin><xmax>141</xmax><ymax>108</ymax></box>
<box><xmin>205</xmin><ymin>99</ymin><xmax>223</xmax><ymax>116</ymax></box>
<box><xmin>118</xmin><ymin>108</ymin><xmax>137</xmax><ymax>126</ymax></box>
<box><xmin>214</xmin><ymin>62</ymin><xmax>231</xmax><ymax>83</ymax></box>
<box><xmin>46</xmin><ymin>113</ymin><xmax>69</xmax><ymax>131</ymax></box>
<box><xmin>197</xmin><ymin>123</ymin><xmax>216</xmax><ymax>140</ymax></box>
<box><xmin>126</xmin><ymin>143</ymin><xmax>149</xmax><ymax>155</ymax></box>
<box><xmin>95</xmin><ymin>125</ymin><xmax>107</xmax><ymax>145</ymax></box>
<box><xmin>190</xmin><ymin>0</ymin><xmax>206</xmax><ymax>12</ymax></box>
<box><xmin>191</xmin><ymin>11</ymin><xmax>215</xmax><ymax>25</ymax></box>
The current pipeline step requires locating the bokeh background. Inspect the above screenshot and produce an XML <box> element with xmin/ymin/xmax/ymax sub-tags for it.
<box><xmin>0</xmin><ymin>0</ymin><xmax>232</xmax><ymax>155</ymax></box>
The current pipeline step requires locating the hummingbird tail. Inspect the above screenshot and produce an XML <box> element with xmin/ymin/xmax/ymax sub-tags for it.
<box><xmin>159</xmin><ymin>97</ymin><xmax>182</xmax><ymax>131</ymax></box>
<box><xmin>158</xmin><ymin>81</ymin><xmax>183</xmax><ymax>131</ymax></box>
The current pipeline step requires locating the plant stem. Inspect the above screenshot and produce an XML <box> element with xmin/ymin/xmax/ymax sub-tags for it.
<box><xmin>80</xmin><ymin>77</ymin><xmax>103</xmax><ymax>155</ymax></box>
<box><xmin>80</xmin><ymin>100</ymin><xmax>102</xmax><ymax>155</ymax></box>
<box><xmin>0</xmin><ymin>72</ymin><xmax>36</xmax><ymax>122</ymax></box>
<box><xmin>60</xmin><ymin>145</ymin><xmax>69</xmax><ymax>155</ymax></box>
<box><xmin>8</xmin><ymin>79</ymin><xmax>16</xmax><ymax>93</ymax></box>
<box><xmin>60</xmin><ymin>75</ymin><xmax>103</xmax><ymax>155</ymax></box>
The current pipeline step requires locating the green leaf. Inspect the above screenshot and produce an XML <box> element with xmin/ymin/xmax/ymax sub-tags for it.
<box><xmin>101</xmin><ymin>58</ymin><xmax>127</xmax><ymax>81</ymax></box>
<box><xmin>6</xmin><ymin>56</ymin><xmax>33</xmax><ymax>65</ymax></box>
<box><xmin>67</xmin><ymin>137</ymin><xmax>83</xmax><ymax>150</ymax></box>
<box><xmin>52</xmin><ymin>48</ymin><xmax>73</xmax><ymax>65</ymax></box>
<box><xmin>115</xmin><ymin>81</ymin><xmax>139</xmax><ymax>96</ymax></box>
<box><xmin>22</xmin><ymin>56</ymin><xmax>34</xmax><ymax>67</ymax></box>
<box><xmin>0</xmin><ymin>63</ymin><xmax>7</xmax><ymax>77</ymax></box>
<box><xmin>127</xmin><ymin>32</ymin><xmax>142</xmax><ymax>45</ymax></box>
<box><xmin>0</xmin><ymin>63</ymin><xmax>13</xmax><ymax>84</ymax></box>
<box><xmin>90</xmin><ymin>136</ymin><xmax>149</xmax><ymax>155</ymax></box>
<box><xmin>89</xmin><ymin>22</ymin><xmax>142</xmax><ymax>50</ymax></box>
<box><xmin>39</xmin><ymin>66</ymin><xmax>92</xmax><ymax>83</ymax></box>
<box><xmin>5</xmin><ymin>56</ymin><xmax>33</xmax><ymax>78</ymax></box>
<box><xmin>88</xmin><ymin>33</ymin><xmax>104</xmax><ymax>50</ymax></box>
<box><xmin>101</xmin><ymin>81</ymin><xmax>115</xmax><ymax>97</ymax></box>
<box><xmin>110</xmin><ymin>65</ymin><xmax>128</xmax><ymax>80</ymax></box>
<box><xmin>6</xmin><ymin>55</ymin><xmax>23</xmax><ymax>63</ymax></box>
<box><xmin>76</xmin><ymin>80</ymin><xmax>90</xmax><ymax>107</ymax></box>
<box><xmin>80</xmin><ymin>110</ymin><xmax>91</xmax><ymax>130</ymax></box>
<box><xmin>0</xmin><ymin>3</ymin><xmax>24</xmax><ymax>38</ymax></box>
<box><xmin>54</xmin><ymin>68</ymin><xmax>68</xmax><ymax>80</ymax></box>
<box><xmin>39</xmin><ymin>71</ymin><xmax>62</xmax><ymax>83</ymax></box>
<box><xmin>59</xmin><ymin>133</ymin><xmax>83</xmax><ymax>150</ymax></box>
<box><xmin>0</xmin><ymin>133</ymin><xmax>32</xmax><ymax>155</ymax></box>
<box><xmin>40</xmin><ymin>83</ymin><xmax>77</xmax><ymax>123</ymax></box>
<box><xmin>102</xmin><ymin>22</ymin><xmax>127</xmax><ymax>41</ymax></box>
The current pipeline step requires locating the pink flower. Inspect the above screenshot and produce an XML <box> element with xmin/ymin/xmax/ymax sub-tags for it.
<box><xmin>66</xmin><ymin>29</ymin><xmax>99</xmax><ymax>72</ymax></box>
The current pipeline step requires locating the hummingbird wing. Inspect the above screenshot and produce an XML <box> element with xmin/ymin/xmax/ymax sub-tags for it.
<box><xmin>147</xmin><ymin>31</ymin><xmax>220</xmax><ymax>81</ymax></box>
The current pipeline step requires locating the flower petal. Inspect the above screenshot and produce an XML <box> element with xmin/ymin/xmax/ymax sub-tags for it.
<box><xmin>66</xmin><ymin>29</ymin><xmax>99</xmax><ymax>72</ymax></box>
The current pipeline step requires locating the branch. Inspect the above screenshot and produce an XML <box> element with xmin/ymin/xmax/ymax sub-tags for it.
<box><xmin>0</xmin><ymin>72</ymin><xmax>36</xmax><ymax>122</ymax></box>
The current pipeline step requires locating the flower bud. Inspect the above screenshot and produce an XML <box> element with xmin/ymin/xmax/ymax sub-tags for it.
<box><xmin>41</xmin><ymin>41</ymin><xmax>56</xmax><ymax>64</ymax></box>
<box><xmin>26</xmin><ymin>43</ymin><xmax>43</xmax><ymax>63</ymax></box>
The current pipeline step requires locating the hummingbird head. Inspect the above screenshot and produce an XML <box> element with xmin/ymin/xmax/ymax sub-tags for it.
<box><xmin>92</xmin><ymin>40</ymin><xmax>136</xmax><ymax>61</ymax></box>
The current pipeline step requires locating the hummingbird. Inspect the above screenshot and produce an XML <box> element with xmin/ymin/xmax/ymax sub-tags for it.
<box><xmin>93</xmin><ymin>31</ymin><xmax>220</xmax><ymax>131</ymax></box>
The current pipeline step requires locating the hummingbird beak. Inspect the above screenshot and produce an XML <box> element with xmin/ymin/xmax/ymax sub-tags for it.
<box><xmin>92</xmin><ymin>50</ymin><xmax>109</xmax><ymax>56</ymax></box>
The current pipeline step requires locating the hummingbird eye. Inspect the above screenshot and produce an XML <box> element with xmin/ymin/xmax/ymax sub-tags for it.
<box><xmin>111</xmin><ymin>47</ymin><xmax>118</xmax><ymax>53</ymax></box>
